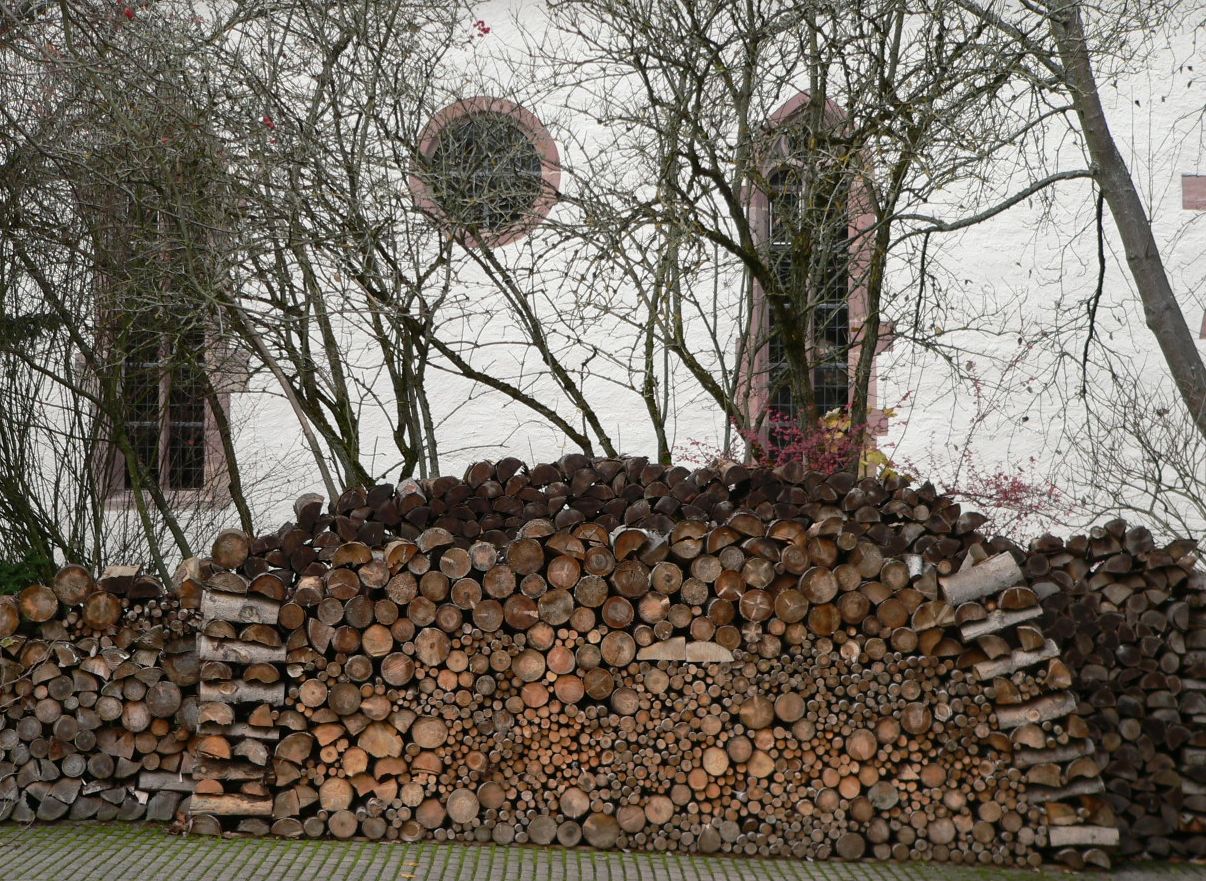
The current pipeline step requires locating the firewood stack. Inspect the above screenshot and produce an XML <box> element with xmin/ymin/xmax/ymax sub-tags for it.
<box><xmin>1032</xmin><ymin>520</ymin><xmax>1206</xmax><ymax>860</ymax></box>
<box><xmin>187</xmin><ymin>530</ymin><xmax>288</xmax><ymax>834</ymax></box>
<box><xmin>7</xmin><ymin>456</ymin><xmax>1199</xmax><ymax>870</ymax></box>
<box><xmin>0</xmin><ymin>565</ymin><xmax>200</xmax><ymax>824</ymax></box>
<box><xmin>942</xmin><ymin>547</ymin><xmax>1116</xmax><ymax>869</ymax></box>
<box><xmin>185</xmin><ymin>457</ymin><xmax>1110</xmax><ymax>867</ymax></box>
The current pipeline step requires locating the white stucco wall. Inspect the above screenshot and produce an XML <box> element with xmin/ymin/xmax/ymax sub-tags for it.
<box><xmin>878</xmin><ymin>26</ymin><xmax>1206</xmax><ymax>536</ymax></box>
<box><xmin>189</xmin><ymin>2</ymin><xmax>1206</xmax><ymax>543</ymax></box>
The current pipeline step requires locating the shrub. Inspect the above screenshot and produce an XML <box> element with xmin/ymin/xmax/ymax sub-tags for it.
<box><xmin>741</xmin><ymin>408</ymin><xmax>880</xmax><ymax>475</ymax></box>
<box><xmin>674</xmin><ymin>407</ymin><xmax>897</xmax><ymax>478</ymax></box>
<box><xmin>0</xmin><ymin>555</ymin><xmax>55</xmax><ymax>596</ymax></box>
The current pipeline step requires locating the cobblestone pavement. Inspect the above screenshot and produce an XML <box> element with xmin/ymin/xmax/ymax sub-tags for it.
<box><xmin>0</xmin><ymin>823</ymin><xmax>1203</xmax><ymax>881</ymax></box>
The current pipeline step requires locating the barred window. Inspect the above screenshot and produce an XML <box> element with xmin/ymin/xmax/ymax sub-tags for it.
<box><xmin>763</xmin><ymin>165</ymin><xmax>851</xmax><ymax>421</ymax></box>
<box><xmin>88</xmin><ymin>120</ymin><xmax>241</xmax><ymax>505</ymax></box>
<box><xmin>115</xmin><ymin>323</ymin><xmax>210</xmax><ymax>492</ymax></box>
<box><xmin>97</xmin><ymin>191</ymin><xmax>235</xmax><ymax>502</ymax></box>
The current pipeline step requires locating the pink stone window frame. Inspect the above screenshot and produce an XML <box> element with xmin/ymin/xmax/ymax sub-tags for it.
<box><xmin>1180</xmin><ymin>174</ymin><xmax>1206</xmax><ymax>338</ymax></box>
<box><xmin>95</xmin><ymin>340</ymin><xmax>246</xmax><ymax>511</ymax></box>
<box><xmin>739</xmin><ymin>92</ymin><xmax>892</xmax><ymax>437</ymax></box>
<box><xmin>409</xmin><ymin>97</ymin><xmax>561</xmax><ymax>248</ymax></box>
<box><xmin>87</xmin><ymin>173</ymin><xmax>248</xmax><ymax>510</ymax></box>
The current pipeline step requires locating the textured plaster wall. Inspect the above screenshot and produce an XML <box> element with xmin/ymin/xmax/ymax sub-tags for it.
<box><xmin>195</xmin><ymin>3</ymin><xmax>1206</xmax><ymax>541</ymax></box>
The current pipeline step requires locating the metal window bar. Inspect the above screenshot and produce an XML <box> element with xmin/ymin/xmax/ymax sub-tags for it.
<box><xmin>166</xmin><ymin>327</ymin><xmax>208</xmax><ymax>490</ymax></box>
<box><xmin>118</xmin><ymin>327</ymin><xmax>209</xmax><ymax>492</ymax></box>
<box><xmin>762</xmin><ymin>164</ymin><xmax>851</xmax><ymax>419</ymax></box>
<box><xmin>120</xmin><ymin>326</ymin><xmax>163</xmax><ymax>490</ymax></box>
<box><xmin>167</xmin><ymin>373</ymin><xmax>207</xmax><ymax>489</ymax></box>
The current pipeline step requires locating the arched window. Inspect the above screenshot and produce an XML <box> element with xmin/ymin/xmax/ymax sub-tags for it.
<box><xmin>744</xmin><ymin>93</ymin><xmax>890</xmax><ymax>435</ymax></box>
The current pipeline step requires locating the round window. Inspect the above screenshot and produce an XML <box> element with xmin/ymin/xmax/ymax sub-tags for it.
<box><xmin>410</xmin><ymin>98</ymin><xmax>559</xmax><ymax>246</ymax></box>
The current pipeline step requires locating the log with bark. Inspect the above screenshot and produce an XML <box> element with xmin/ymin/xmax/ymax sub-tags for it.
<box><xmin>1034</xmin><ymin>520</ymin><xmax>1206</xmax><ymax>861</ymax></box>
<box><xmin>182</xmin><ymin>458</ymin><xmax>1120</xmax><ymax>866</ymax></box>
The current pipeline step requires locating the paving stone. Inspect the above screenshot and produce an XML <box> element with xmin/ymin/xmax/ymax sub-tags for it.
<box><xmin>0</xmin><ymin>822</ymin><xmax>1203</xmax><ymax>881</ymax></box>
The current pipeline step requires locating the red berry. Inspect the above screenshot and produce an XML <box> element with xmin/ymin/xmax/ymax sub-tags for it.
<box><xmin>123</xmin><ymin>6</ymin><xmax>134</xmax><ymax>18</ymax></box>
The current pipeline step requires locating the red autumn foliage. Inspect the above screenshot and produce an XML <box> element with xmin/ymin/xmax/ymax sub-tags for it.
<box><xmin>675</xmin><ymin>409</ymin><xmax>871</xmax><ymax>476</ymax></box>
<box><xmin>740</xmin><ymin>410</ymin><xmax>868</xmax><ymax>473</ymax></box>
<box><xmin>896</xmin><ymin>361</ymin><xmax>1070</xmax><ymax>537</ymax></box>
<box><xmin>938</xmin><ymin>457</ymin><xmax>1065</xmax><ymax>538</ymax></box>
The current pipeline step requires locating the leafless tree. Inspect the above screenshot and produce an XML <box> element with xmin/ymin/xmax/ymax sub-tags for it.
<box><xmin>494</xmin><ymin>0</ymin><xmax>1097</xmax><ymax>464</ymax></box>
<box><xmin>0</xmin><ymin>2</ymin><xmax>293</xmax><ymax>577</ymax></box>
<box><xmin>950</xmin><ymin>1</ymin><xmax>1206</xmax><ymax>437</ymax></box>
<box><xmin>1067</xmin><ymin>363</ymin><xmax>1206</xmax><ymax>538</ymax></box>
<box><xmin>3</xmin><ymin>0</ymin><xmax>1205</xmax><ymax>567</ymax></box>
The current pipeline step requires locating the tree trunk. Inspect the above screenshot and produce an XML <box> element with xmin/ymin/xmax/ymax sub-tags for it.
<box><xmin>1048</xmin><ymin>5</ymin><xmax>1206</xmax><ymax>438</ymax></box>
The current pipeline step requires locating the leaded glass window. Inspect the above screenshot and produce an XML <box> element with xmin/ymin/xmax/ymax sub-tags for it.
<box><xmin>422</xmin><ymin>112</ymin><xmax>545</xmax><ymax>237</ymax></box>
<box><xmin>763</xmin><ymin>162</ymin><xmax>851</xmax><ymax>420</ymax></box>
<box><xmin>116</xmin><ymin>322</ymin><xmax>210</xmax><ymax>492</ymax></box>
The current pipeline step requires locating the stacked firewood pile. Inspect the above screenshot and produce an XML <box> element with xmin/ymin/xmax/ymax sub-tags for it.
<box><xmin>188</xmin><ymin>457</ymin><xmax>1111</xmax><ymax>868</ymax></box>
<box><xmin>0</xmin><ymin>565</ymin><xmax>199</xmax><ymax>823</ymax></box>
<box><xmin>3</xmin><ymin>455</ymin><xmax>1201</xmax><ymax>870</ymax></box>
<box><xmin>1</xmin><ymin>565</ymin><xmax>197</xmax><ymax>644</ymax></box>
<box><xmin>1033</xmin><ymin>520</ymin><xmax>1206</xmax><ymax>859</ymax></box>
<box><xmin>187</xmin><ymin>533</ymin><xmax>288</xmax><ymax>834</ymax></box>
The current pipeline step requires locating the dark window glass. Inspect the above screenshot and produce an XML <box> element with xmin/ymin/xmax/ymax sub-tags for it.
<box><xmin>816</xmin><ymin>302</ymin><xmax>848</xmax><ymax>347</ymax></box>
<box><xmin>125</xmin><ymin>422</ymin><xmax>161</xmax><ymax>489</ymax></box>
<box><xmin>762</xmin><ymin>157</ymin><xmax>851</xmax><ymax>418</ymax></box>
<box><xmin>767</xmin><ymin>169</ymin><xmax>800</xmax><ymax>248</ymax></box>
<box><xmin>167</xmin><ymin>419</ymin><xmax>206</xmax><ymax>490</ymax></box>
<box><xmin>769</xmin><ymin>247</ymin><xmax>794</xmax><ymax>290</ymax></box>
<box><xmin>167</xmin><ymin>335</ymin><xmax>208</xmax><ymax>490</ymax></box>
<box><xmin>117</xmin><ymin>324</ymin><xmax>208</xmax><ymax>492</ymax></box>
<box><xmin>424</xmin><ymin>112</ymin><xmax>544</xmax><ymax>235</ymax></box>
<box><xmin>766</xmin><ymin>327</ymin><xmax>798</xmax><ymax>421</ymax></box>
<box><xmin>121</xmin><ymin>327</ymin><xmax>162</xmax><ymax>489</ymax></box>
<box><xmin>814</xmin><ymin>361</ymin><xmax>850</xmax><ymax>414</ymax></box>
